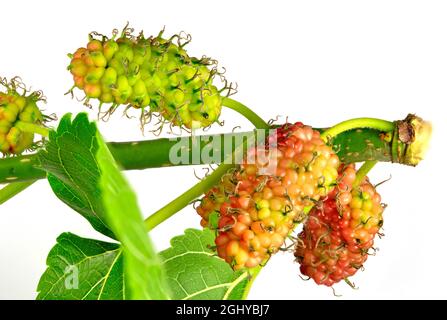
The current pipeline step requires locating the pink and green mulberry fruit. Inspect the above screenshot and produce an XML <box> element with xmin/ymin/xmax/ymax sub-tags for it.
<box><xmin>68</xmin><ymin>26</ymin><xmax>225</xmax><ymax>130</ymax></box>
<box><xmin>295</xmin><ymin>164</ymin><xmax>385</xmax><ymax>286</ymax></box>
<box><xmin>196</xmin><ymin>122</ymin><xmax>340</xmax><ymax>270</ymax></box>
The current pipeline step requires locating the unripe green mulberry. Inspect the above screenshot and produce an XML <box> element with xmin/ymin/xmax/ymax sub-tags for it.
<box><xmin>68</xmin><ymin>26</ymin><xmax>226</xmax><ymax>130</ymax></box>
<box><xmin>0</xmin><ymin>77</ymin><xmax>45</xmax><ymax>155</ymax></box>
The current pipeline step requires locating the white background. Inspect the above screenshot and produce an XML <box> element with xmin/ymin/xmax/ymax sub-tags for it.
<box><xmin>1</xmin><ymin>0</ymin><xmax>446</xmax><ymax>300</ymax></box>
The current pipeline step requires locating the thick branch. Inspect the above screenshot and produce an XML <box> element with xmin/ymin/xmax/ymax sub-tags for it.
<box><xmin>0</xmin><ymin>115</ymin><xmax>431</xmax><ymax>184</ymax></box>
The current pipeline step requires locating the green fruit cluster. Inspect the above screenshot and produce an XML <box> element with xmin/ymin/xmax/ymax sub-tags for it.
<box><xmin>68</xmin><ymin>27</ymin><xmax>223</xmax><ymax>129</ymax></box>
<box><xmin>0</xmin><ymin>79</ymin><xmax>43</xmax><ymax>154</ymax></box>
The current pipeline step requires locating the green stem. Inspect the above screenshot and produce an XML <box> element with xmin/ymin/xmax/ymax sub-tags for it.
<box><xmin>0</xmin><ymin>180</ymin><xmax>36</xmax><ymax>205</ymax></box>
<box><xmin>144</xmin><ymin>164</ymin><xmax>232</xmax><ymax>231</ymax></box>
<box><xmin>320</xmin><ymin>118</ymin><xmax>394</xmax><ymax>142</ymax></box>
<box><xmin>222</xmin><ymin>97</ymin><xmax>270</xmax><ymax>129</ymax></box>
<box><xmin>14</xmin><ymin>121</ymin><xmax>49</xmax><ymax>137</ymax></box>
<box><xmin>353</xmin><ymin>160</ymin><xmax>378</xmax><ymax>188</ymax></box>
<box><xmin>0</xmin><ymin>124</ymin><xmax>426</xmax><ymax>184</ymax></box>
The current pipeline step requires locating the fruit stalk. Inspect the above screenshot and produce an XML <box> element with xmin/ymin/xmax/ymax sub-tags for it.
<box><xmin>14</xmin><ymin>121</ymin><xmax>49</xmax><ymax>138</ymax></box>
<box><xmin>222</xmin><ymin>97</ymin><xmax>269</xmax><ymax>129</ymax></box>
<box><xmin>144</xmin><ymin>163</ymin><xmax>232</xmax><ymax>230</ymax></box>
<box><xmin>353</xmin><ymin>160</ymin><xmax>377</xmax><ymax>187</ymax></box>
<box><xmin>320</xmin><ymin>118</ymin><xmax>395</xmax><ymax>141</ymax></box>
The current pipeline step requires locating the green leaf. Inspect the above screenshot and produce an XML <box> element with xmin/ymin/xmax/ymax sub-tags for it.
<box><xmin>37</xmin><ymin>233</ymin><xmax>124</xmax><ymax>300</ymax></box>
<box><xmin>38</xmin><ymin>229</ymin><xmax>254</xmax><ymax>300</ymax></box>
<box><xmin>95</xmin><ymin>126</ymin><xmax>171</xmax><ymax>300</ymax></box>
<box><xmin>39</xmin><ymin>113</ymin><xmax>114</xmax><ymax>238</ymax></box>
<box><xmin>39</xmin><ymin>113</ymin><xmax>170</xmax><ymax>300</ymax></box>
<box><xmin>159</xmin><ymin>228</ymin><xmax>251</xmax><ymax>300</ymax></box>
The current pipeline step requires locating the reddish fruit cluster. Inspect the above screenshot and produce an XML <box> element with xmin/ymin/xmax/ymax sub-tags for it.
<box><xmin>196</xmin><ymin>122</ymin><xmax>340</xmax><ymax>270</ymax></box>
<box><xmin>294</xmin><ymin>164</ymin><xmax>384</xmax><ymax>286</ymax></box>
